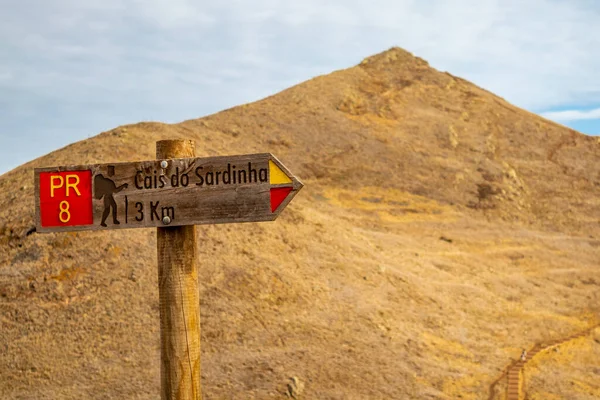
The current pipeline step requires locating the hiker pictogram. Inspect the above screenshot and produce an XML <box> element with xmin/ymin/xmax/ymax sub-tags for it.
<box><xmin>94</xmin><ymin>166</ymin><xmax>128</xmax><ymax>227</ymax></box>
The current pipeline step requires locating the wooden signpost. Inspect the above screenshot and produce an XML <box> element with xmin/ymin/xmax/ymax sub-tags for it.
<box><xmin>34</xmin><ymin>150</ymin><xmax>302</xmax><ymax>232</ymax></box>
<box><xmin>34</xmin><ymin>140</ymin><xmax>303</xmax><ymax>400</ymax></box>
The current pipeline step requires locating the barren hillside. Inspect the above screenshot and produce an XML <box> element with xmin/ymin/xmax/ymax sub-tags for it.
<box><xmin>1</xmin><ymin>47</ymin><xmax>599</xmax><ymax>399</ymax></box>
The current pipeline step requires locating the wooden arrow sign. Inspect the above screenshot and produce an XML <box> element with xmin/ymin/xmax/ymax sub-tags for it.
<box><xmin>34</xmin><ymin>153</ymin><xmax>303</xmax><ymax>233</ymax></box>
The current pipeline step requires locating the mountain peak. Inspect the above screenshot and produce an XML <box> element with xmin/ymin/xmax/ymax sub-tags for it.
<box><xmin>359</xmin><ymin>46</ymin><xmax>430</xmax><ymax>69</ymax></box>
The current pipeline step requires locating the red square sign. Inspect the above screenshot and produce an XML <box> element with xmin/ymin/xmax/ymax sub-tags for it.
<box><xmin>39</xmin><ymin>170</ymin><xmax>93</xmax><ymax>227</ymax></box>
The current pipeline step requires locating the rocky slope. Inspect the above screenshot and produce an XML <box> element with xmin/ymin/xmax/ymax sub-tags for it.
<box><xmin>1</xmin><ymin>47</ymin><xmax>599</xmax><ymax>399</ymax></box>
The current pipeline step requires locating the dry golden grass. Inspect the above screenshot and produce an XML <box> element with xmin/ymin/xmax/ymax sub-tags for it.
<box><xmin>1</xmin><ymin>47</ymin><xmax>599</xmax><ymax>399</ymax></box>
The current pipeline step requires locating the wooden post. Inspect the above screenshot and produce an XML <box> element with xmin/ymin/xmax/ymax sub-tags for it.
<box><xmin>156</xmin><ymin>140</ymin><xmax>202</xmax><ymax>400</ymax></box>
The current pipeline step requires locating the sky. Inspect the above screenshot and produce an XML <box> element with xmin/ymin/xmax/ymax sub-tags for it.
<box><xmin>1</xmin><ymin>0</ymin><xmax>599</xmax><ymax>175</ymax></box>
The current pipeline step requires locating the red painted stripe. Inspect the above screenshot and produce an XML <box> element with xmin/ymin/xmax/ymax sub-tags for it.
<box><xmin>270</xmin><ymin>187</ymin><xmax>293</xmax><ymax>212</ymax></box>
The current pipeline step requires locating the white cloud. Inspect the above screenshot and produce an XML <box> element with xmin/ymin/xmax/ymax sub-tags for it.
<box><xmin>130</xmin><ymin>0</ymin><xmax>216</xmax><ymax>28</ymax></box>
<box><xmin>541</xmin><ymin>108</ymin><xmax>600</xmax><ymax>122</ymax></box>
<box><xmin>1</xmin><ymin>0</ymin><xmax>600</xmax><ymax>174</ymax></box>
<box><xmin>3</xmin><ymin>0</ymin><xmax>600</xmax><ymax>109</ymax></box>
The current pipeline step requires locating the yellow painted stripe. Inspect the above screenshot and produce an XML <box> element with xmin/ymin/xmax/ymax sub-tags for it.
<box><xmin>269</xmin><ymin>160</ymin><xmax>292</xmax><ymax>184</ymax></box>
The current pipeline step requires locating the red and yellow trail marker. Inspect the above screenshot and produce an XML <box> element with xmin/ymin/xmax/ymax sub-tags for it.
<box><xmin>269</xmin><ymin>160</ymin><xmax>295</xmax><ymax>212</ymax></box>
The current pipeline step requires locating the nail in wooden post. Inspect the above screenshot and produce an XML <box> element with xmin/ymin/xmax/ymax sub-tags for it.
<box><xmin>156</xmin><ymin>140</ymin><xmax>202</xmax><ymax>400</ymax></box>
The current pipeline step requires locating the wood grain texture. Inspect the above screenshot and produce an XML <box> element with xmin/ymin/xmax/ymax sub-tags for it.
<box><xmin>156</xmin><ymin>140</ymin><xmax>202</xmax><ymax>400</ymax></box>
<box><xmin>33</xmin><ymin>153</ymin><xmax>303</xmax><ymax>233</ymax></box>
